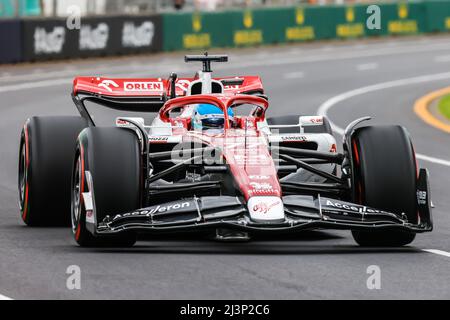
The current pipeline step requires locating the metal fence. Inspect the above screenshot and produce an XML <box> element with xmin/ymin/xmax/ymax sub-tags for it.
<box><xmin>0</xmin><ymin>0</ymin><xmax>400</xmax><ymax>18</ymax></box>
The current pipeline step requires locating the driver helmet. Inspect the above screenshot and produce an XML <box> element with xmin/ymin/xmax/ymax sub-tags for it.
<box><xmin>192</xmin><ymin>104</ymin><xmax>234</xmax><ymax>131</ymax></box>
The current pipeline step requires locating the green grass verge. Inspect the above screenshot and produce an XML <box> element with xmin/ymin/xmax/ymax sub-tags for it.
<box><xmin>438</xmin><ymin>94</ymin><xmax>450</xmax><ymax>120</ymax></box>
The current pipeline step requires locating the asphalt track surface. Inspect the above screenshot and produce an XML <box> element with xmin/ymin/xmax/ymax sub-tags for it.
<box><xmin>0</xmin><ymin>36</ymin><xmax>449</xmax><ymax>300</ymax></box>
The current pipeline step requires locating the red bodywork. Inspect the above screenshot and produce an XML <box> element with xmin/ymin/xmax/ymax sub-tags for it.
<box><xmin>73</xmin><ymin>75</ymin><xmax>278</xmax><ymax>202</ymax></box>
<box><xmin>161</xmin><ymin>94</ymin><xmax>280</xmax><ymax>201</ymax></box>
<box><xmin>73</xmin><ymin>76</ymin><xmax>264</xmax><ymax>97</ymax></box>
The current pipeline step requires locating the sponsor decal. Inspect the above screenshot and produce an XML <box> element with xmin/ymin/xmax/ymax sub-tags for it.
<box><xmin>248</xmin><ymin>196</ymin><xmax>285</xmax><ymax>221</ymax></box>
<box><xmin>300</xmin><ymin>116</ymin><xmax>323</xmax><ymax>125</ymax></box>
<box><xmin>116</xmin><ymin>119</ymin><xmax>128</xmax><ymax>125</ymax></box>
<box><xmin>388</xmin><ymin>20</ymin><xmax>417</xmax><ymax>34</ymax></box>
<box><xmin>183</xmin><ymin>33</ymin><xmax>211</xmax><ymax>49</ymax></box>
<box><xmin>336</xmin><ymin>23</ymin><xmax>364</xmax><ymax>37</ymax></box>
<box><xmin>34</xmin><ymin>27</ymin><xmax>65</xmax><ymax>54</ymax></box>
<box><xmin>79</xmin><ymin>23</ymin><xmax>109</xmax><ymax>50</ymax></box>
<box><xmin>86</xmin><ymin>210</ymin><xmax>94</xmax><ymax>223</ymax></box>
<box><xmin>281</xmin><ymin>135</ymin><xmax>307</xmax><ymax>142</ymax></box>
<box><xmin>124</xmin><ymin>81</ymin><xmax>163</xmax><ymax>92</ymax></box>
<box><xmin>417</xmin><ymin>190</ymin><xmax>427</xmax><ymax>205</ymax></box>
<box><xmin>234</xmin><ymin>30</ymin><xmax>263</xmax><ymax>46</ymax></box>
<box><xmin>181</xmin><ymin>13</ymin><xmax>211</xmax><ymax>49</ymax></box>
<box><xmin>252</xmin><ymin>200</ymin><xmax>281</xmax><ymax>214</ymax></box>
<box><xmin>286</xmin><ymin>26</ymin><xmax>315</xmax><ymax>41</ymax></box>
<box><xmin>176</xmin><ymin>79</ymin><xmax>191</xmax><ymax>92</ymax></box>
<box><xmin>285</xmin><ymin>8</ymin><xmax>315</xmax><ymax>41</ymax></box>
<box><xmin>250</xmin><ymin>182</ymin><xmax>273</xmax><ymax>190</ymax></box>
<box><xmin>309</xmin><ymin>117</ymin><xmax>323</xmax><ymax>124</ymax></box>
<box><xmin>336</xmin><ymin>7</ymin><xmax>364</xmax><ymax>38</ymax></box>
<box><xmin>110</xmin><ymin>201</ymin><xmax>192</xmax><ymax>221</ymax></box>
<box><xmin>192</xmin><ymin>13</ymin><xmax>202</xmax><ymax>32</ymax></box>
<box><xmin>116</xmin><ymin>117</ymin><xmax>145</xmax><ymax>128</ymax></box>
<box><xmin>122</xmin><ymin>21</ymin><xmax>155</xmax><ymax>48</ymax></box>
<box><xmin>248</xmin><ymin>175</ymin><xmax>270</xmax><ymax>180</ymax></box>
<box><xmin>388</xmin><ymin>4</ymin><xmax>417</xmax><ymax>35</ymax></box>
<box><xmin>324</xmin><ymin>200</ymin><xmax>389</xmax><ymax>215</ymax></box>
<box><xmin>149</xmin><ymin>136</ymin><xmax>169</xmax><ymax>143</ymax></box>
<box><xmin>223</xmin><ymin>85</ymin><xmax>239</xmax><ymax>90</ymax></box>
<box><xmin>98</xmin><ymin>79</ymin><xmax>119</xmax><ymax>92</ymax></box>
<box><xmin>248</xmin><ymin>182</ymin><xmax>277</xmax><ymax>196</ymax></box>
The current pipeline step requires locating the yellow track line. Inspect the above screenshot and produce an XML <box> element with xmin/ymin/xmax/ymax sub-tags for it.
<box><xmin>414</xmin><ymin>87</ymin><xmax>450</xmax><ymax>134</ymax></box>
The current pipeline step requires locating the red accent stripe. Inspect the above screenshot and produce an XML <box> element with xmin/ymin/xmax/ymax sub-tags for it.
<box><xmin>75</xmin><ymin>144</ymin><xmax>85</xmax><ymax>242</ymax></box>
<box><xmin>22</xmin><ymin>183</ymin><xmax>29</xmax><ymax>221</ymax></box>
<box><xmin>80</xmin><ymin>144</ymin><xmax>85</xmax><ymax>198</ymax></box>
<box><xmin>357</xmin><ymin>181</ymin><xmax>363</xmax><ymax>205</ymax></box>
<box><xmin>75</xmin><ymin>223</ymin><xmax>81</xmax><ymax>241</ymax></box>
<box><xmin>352</xmin><ymin>139</ymin><xmax>364</xmax><ymax>204</ymax></box>
<box><xmin>22</xmin><ymin>124</ymin><xmax>30</xmax><ymax>221</ymax></box>
<box><xmin>411</xmin><ymin>143</ymin><xmax>419</xmax><ymax>179</ymax></box>
<box><xmin>352</xmin><ymin>140</ymin><xmax>360</xmax><ymax>166</ymax></box>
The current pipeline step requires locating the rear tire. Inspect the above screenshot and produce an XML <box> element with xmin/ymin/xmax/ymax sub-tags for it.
<box><xmin>71</xmin><ymin>127</ymin><xmax>140</xmax><ymax>247</ymax></box>
<box><xmin>351</xmin><ymin>125</ymin><xmax>417</xmax><ymax>247</ymax></box>
<box><xmin>19</xmin><ymin>116</ymin><xmax>87</xmax><ymax>226</ymax></box>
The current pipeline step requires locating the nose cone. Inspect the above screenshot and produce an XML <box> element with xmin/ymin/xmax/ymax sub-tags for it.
<box><xmin>248</xmin><ymin>196</ymin><xmax>285</xmax><ymax>222</ymax></box>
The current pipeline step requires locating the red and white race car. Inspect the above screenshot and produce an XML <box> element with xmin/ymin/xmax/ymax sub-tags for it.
<box><xmin>18</xmin><ymin>54</ymin><xmax>432</xmax><ymax>247</ymax></box>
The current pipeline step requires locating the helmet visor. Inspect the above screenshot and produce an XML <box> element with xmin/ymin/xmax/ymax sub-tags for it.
<box><xmin>200</xmin><ymin>115</ymin><xmax>225</xmax><ymax>129</ymax></box>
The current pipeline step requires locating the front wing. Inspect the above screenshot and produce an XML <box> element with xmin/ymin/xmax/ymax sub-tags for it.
<box><xmin>90</xmin><ymin>196</ymin><xmax>432</xmax><ymax>236</ymax></box>
<box><xmin>82</xmin><ymin>168</ymin><xmax>432</xmax><ymax>236</ymax></box>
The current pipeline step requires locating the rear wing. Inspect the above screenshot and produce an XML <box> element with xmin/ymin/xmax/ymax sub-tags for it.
<box><xmin>73</xmin><ymin>76</ymin><xmax>264</xmax><ymax>97</ymax></box>
<box><xmin>72</xmin><ymin>75</ymin><xmax>264</xmax><ymax>125</ymax></box>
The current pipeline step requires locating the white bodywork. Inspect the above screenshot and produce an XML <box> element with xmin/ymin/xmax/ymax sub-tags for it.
<box><xmin>248</xmin><ymin>196</ymin><xmax>285</xmax><ymax>222</ymax></box>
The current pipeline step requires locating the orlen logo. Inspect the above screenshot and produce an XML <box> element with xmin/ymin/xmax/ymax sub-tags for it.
<box><xmin>253</xmin><ymin>200</ymin><xmax>281</xmax><ymax>214</ymax></box>
<box><xmin>98</xmin><ymin>79</ymin><xmax>119</xmax><ymax>92</ymax></box>
<box><xmin>124</xmin><ymin>81</ymin><xmax>163</xmax><ymax>92</ymax></box>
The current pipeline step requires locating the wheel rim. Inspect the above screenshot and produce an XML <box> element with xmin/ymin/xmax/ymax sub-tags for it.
<box><xmin>18</xmin><ymin>139</ymin><xmax>27</xmax><ymax>210</ymax></box>
<box><xmin>71</xmin><ymin>154</ymin><xmax>82</xmax><ymax>234</ymax></box>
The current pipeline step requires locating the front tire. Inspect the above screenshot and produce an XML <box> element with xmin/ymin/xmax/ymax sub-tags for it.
<box><xmin>71</xmin><ymin>127</ymin><xmax>140</xmax><ymax>247</ymax></box>
<box><xmin>351</xmin><ymin>125</ymin><xmax>417</xmax><ymax>247</ymax></box>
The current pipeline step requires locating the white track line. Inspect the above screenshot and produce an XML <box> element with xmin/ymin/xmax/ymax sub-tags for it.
<box><xmin>434</xmin><ymin>55</ymin><xmax>450</xmax><ymax>63</ymax></box>
<box><xmin>317</xmin><ymin>71</ymin><xmax>450</xmax><ymax>167</ymax></box>
<box><xmin>0</xmin><ymin>78</ymin><xmax>72</xmax><ymax>93</ymax></box>
<box><xmin>284</xmin><ymin>71</ymin><xmax>304</xmax><ymax>79</ymax></box>
<box><xmin>357</xmin><ymin>63</ymin><xmax>378</xmax><ymax>71</ymax></box>
<box><xmin>423</xmin><ymin>249</ymin><xmax>450</xmax><ymax>258</ymax></box>
<box><xmin>0</xmin><ymin>68</ymin><xmax>167</xmax><ymax>93</ymax></box>
<box><xmin>3</xmin><ymin>40</ymin><xmax>450</xmax><ymax>83</ymax></box>
<box><xmin>223</xmin><ymin>42</ymin><xmax>450</xmax><ymax>70</ymax></box>
<box><xmin>0</xmin><ymin>294</ymin><xmax>13</xmax><ymax>300</ymax></box>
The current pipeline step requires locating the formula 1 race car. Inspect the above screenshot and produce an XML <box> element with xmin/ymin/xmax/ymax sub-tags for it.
<box><xmin>18</xmin><ymin>54</ymin><xmax>433</xmax><ymax>247</ymax></box>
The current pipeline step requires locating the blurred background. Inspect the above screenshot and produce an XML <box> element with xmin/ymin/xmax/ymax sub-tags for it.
<box><xmin>1</xmin><ymin>0</ymin><xmax>401</xmax><ymax>17</ymax></box>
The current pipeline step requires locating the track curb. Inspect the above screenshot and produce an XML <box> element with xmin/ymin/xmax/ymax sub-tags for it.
<box><xmin>414</xmin><ymin>87</ymin><xmax>450</xmax><ymax>134</ymax></box>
